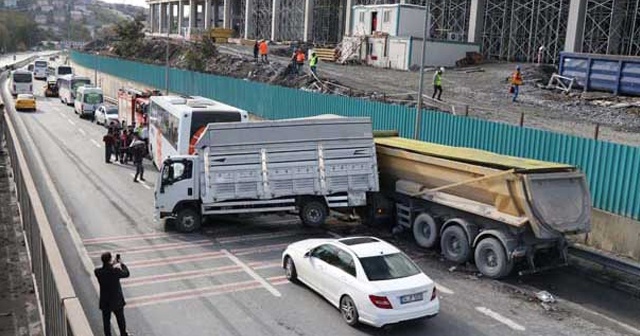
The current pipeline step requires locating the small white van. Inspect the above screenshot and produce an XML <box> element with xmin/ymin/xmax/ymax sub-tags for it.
<box><xmin>74</xmin><ymin>86</ymin><xmax>104</xmax><ymax>120</ymax></box>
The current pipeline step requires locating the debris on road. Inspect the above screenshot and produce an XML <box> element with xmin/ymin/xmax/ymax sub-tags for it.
<box><xmin>536</xmin><ymin>290</ymin><xmax>556</xmax><ymax>303</ymax></box>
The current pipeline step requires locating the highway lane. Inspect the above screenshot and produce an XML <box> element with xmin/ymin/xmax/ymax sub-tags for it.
<box><xmin>2</xmin><ymin>78</ymin><xmax>637</xmax><ymax>336</ymax></box>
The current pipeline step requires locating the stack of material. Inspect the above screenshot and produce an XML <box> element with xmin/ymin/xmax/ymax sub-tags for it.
<box><xmin>209</xmin><ymin>28</ymin><xmax>234</xmax><ymax>43</ymax></box>
<box><xmin>336</xmin><ymin>36</ymin><xmax>365</xmax><ymax>64</ymax></box>
<box><xmin>455</xmin><ymin>51</ymin><xmax>484</xmax><ymax>67</ymax></box>
<box><xmin>314</xmin><ymin>48</ymin><xmax>337</xmax><ymax>62</ymax></box>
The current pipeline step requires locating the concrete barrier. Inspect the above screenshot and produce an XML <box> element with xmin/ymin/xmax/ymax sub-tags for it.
<box><xmin>1</xmin><ymin>69</ymin><xmax>93</xmax><ymax>335</ymax></box>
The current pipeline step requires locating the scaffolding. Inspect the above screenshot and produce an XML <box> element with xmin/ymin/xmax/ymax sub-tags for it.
<box><xmin>582</xmin><ymin>0</ymin><xmax>640</xmax><ymax>56</ymax></box>
<box><xmin>278</xmin><ymin>0</ymin><xmax>305</xmax><ymax>41</ymax></box>
<box><xmin>313</xmin><ymin>0</ymin><xmax>345</xmax><ymax>44</ymax></box>
<box><xmin>246</xmin><ymin>0</ymin><xmax>272</xmax><ymax>39</ymax></box>
<box><xmin>402</xmin><ymin>0</ymin><xmax>470</xmax><ymax>40</ymax></box>
<box><xmin>481</xmin><ymin>0</ymin><xmax>568</xmax><ymax>63</ymax></box>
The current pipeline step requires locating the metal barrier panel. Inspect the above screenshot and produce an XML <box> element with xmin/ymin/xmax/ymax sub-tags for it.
<box><xmin>1</xmin><ymin>71</ymin><xmax>93</xmax><ymax>335</ymax></box>
<box><xmin>560</xmin><ymin>52</ymin><xmax>640</xmax><ymax>96</ymax></box>
<box><xmin>71</xmin><ymin>51</ymin><xmax>640</xmax><ymax>221</ymax></box>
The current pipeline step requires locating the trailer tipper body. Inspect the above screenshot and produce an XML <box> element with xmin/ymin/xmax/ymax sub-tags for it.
<box><xmin>367</xmin><ymin>135</ymin><xmax>591</xmax><ymax>278</ymax></box>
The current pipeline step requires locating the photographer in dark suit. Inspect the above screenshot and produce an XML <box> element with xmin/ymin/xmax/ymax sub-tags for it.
<box><xmin>95</xmin><ymin>252</ymin><xmax>131</xmax><ymax>336</ymax></box>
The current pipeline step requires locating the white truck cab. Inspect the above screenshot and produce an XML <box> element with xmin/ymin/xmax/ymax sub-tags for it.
<box><xmin>155</xmin><ymin>155</ymin><xmax>200</xmax><ymax>230</ymax></box>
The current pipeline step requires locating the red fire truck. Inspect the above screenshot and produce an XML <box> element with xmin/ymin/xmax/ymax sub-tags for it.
<box><xmin>117</xmin><ymin>88</ymin><xmax>162</xmax><ymax>128</ymax></box>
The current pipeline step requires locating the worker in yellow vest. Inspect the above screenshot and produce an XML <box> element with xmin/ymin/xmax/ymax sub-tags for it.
<box><xmin>309</xmin><ymin>52</ymin><xmax>318</xmax><ymax>76</ymax></box>
<box><xmin>432</xmin><ymin>67</ymin><xmax>444</xmax><ymax>100</ymax></box>
<box><xmin>510</xmin><ymin>65</ymin><xmax>523</xmax><ymax>102</ymax></box>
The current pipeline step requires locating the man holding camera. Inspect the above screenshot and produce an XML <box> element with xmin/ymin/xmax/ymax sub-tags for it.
<box><xmin>95</xmin><ymin>252</ymin><xmax>131</xmax><ymax>336</ymax></box>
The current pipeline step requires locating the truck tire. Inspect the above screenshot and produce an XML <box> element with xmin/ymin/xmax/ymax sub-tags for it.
<box><xmin>413</xmin><ymin>213</ymin><xmax>439</xmax><ymax>249</ymax></box>
<box><xmin>176</xmin><ymin>207</ymin><xmax>201</xmax><ymax>233</ymax></box>
<box><xmin>440</xmin><ymin>225</ymin><xmax>471</xmax><ymax>263</ymax></box>
<box><xmin>300</xmin><ymin>200</ymin><xmax>328</xmax><ymax>227</ymax></box>
<box><xmin>474</xmin><ymin>237</ymin><xmax>513</xmax><ymax>279</ymax></box>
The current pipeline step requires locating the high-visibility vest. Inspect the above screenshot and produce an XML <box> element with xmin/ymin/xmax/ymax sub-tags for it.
<box><xmin>296</xmin><ymin>52</ymin><xmax>306</xmax><ymax>63</ymax></box>
<box><xmin>259</xmin><ymin>42</ymin><xmax>268</xmax><ymax>55</ymax></box>
<box><xmin>512</xmin><ymin>71</ymin><xmax>523</xmax><ymax>85</ymax></box>
<box><xmin>433</xmin><ymin>72</ymin><xmax>442</xmax><ymax>86</ymax></box>
<box><xmin>310</xmin><ymin>55</ymin><xmax>318</xmax><ymax>67</ymax></box>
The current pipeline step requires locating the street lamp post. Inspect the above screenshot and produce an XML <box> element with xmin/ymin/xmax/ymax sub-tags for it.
<box><xmin>414</xmin><ymin>0</ymin><xmax>431</xmax><ymax>139</ymax></box>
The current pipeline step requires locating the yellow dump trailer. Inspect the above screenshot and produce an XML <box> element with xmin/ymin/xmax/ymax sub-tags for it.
<box><xmin>365</xmin><ymin>134</ymin><xmax>591</xmax><ymax>278</ymax></box>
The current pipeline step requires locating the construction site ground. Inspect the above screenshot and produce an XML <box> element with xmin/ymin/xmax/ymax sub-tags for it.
<box><xmin>217</xmin><ymin>43</ymin><xmax>640</xmax><ymax>147</ymax></box>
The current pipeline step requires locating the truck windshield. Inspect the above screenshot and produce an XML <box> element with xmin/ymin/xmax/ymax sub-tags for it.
<box><xmin>84</xmin><ymin>93</ymin><xmax>103</xmax><ymax>104</ymax></box>
<box><xmin>359</xmin><ymin>253</ymin><xmax>421</xmax><ymax>281</ymax></box>
<box><xmin>13</xmin><ymin>73</ymin><xmax>32</xmax><ymax>83</ymax></box>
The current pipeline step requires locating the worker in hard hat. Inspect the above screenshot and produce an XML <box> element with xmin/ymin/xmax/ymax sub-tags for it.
<box><xmin>295</xmin><ymin>49</ymin><xmax>306</xmax><ymax>74</ymax></box>
<box><xmin>510</xmin><ymin>65</ymin><xmax>523</xmax><ymax>102</ymax></box>
<box><xmin>432</xmin><ymin>67</ymin><xmax>444</xmax><ymax>101</ymax></box>
<box><xmin>309</xmin><ymin>52</ymin><xmax>319</xmax><ymax>76</ymax></box>
<box><xmin>259</xmin><ymin>40</ymin><xmax>269</xmax><ymax>63</ymax></box>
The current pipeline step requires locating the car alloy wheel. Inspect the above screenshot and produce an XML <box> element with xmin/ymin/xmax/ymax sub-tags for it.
<box><xmin>340</xmin><ymin>296</ymin><xmax>359</xmax><ymax>326</ymax></box>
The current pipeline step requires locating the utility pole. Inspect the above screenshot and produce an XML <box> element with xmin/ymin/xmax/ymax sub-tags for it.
<box><xmin>414</xmin><ymin>0</ymin><xmax>431</xmax><ymax>140</ymax></box>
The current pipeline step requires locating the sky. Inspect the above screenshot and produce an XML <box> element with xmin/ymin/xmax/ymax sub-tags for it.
<box><xmin>99</xmin><ymin>0</ymin><xmax>148</xmax><ymax>8</ymax></box>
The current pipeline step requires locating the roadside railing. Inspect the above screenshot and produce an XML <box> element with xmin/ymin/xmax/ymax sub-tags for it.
<box><xmin>1</xmin><ymin>67</ymin><xmax>93</xmax><ymax>335</ymax></box>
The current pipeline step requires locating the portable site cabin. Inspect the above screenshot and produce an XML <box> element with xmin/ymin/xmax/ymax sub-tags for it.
<box><xmin>348</xmin><ymin>3</ymin><xmax>480</xmax><ymax>70</ymax></box>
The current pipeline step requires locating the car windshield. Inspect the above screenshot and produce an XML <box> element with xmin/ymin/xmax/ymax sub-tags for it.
<box><xmin>359</xmin><ymin>253</ymin><xmax>421</xmax><ymax>281</ymax></box>
<box><xmin>84</xmin><ymin>93</ymin><xmax>103</xmax><ymax>104</ymax></box>
<box><xmin>106</xmin><ymin>108</ymin><xmax>118</xmax><ymax>115</ymax></box>
<box><xmin>18</xmin><ymin>94</ymin><xmax>33</xmax><ymax>100</ymax></box>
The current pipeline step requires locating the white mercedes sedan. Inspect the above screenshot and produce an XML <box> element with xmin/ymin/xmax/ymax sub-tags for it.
<box><xmin>282</xmin><ymin>237</ymin><xmax>439</xmax><ymax>327</ymax></box>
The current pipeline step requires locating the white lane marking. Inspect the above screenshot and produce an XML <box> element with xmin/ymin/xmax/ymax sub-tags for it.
<box><xmin>67</xmin><ymin>119</ymin><xmax>76</xmax><ymax>126</ymax></box>
<box><xmin>327</xmin><ymin>231</ymin><xmax>342</xmax><ymax>238</ymax></box>
<box><xmin>558</xmin><ymin>297</ymin><xmax>640</xmax><ymax>335</ymax></box>
<box><xmin>435</xmin><ymin>283</ymin><xmax>454</xmax><ymax>295</ymax></box>
<box><xmin>78</xmin><ymin>128</ymin><xmax>86</xmax><ymax>136</ymax></box>
<box><xmin>475</xmin><ymin>307</ymin><xmax>526</xmax><ymax>331</ymax></box>
<box><xmin>129</xmin><ymin>173</ymin><xmax>152</xmax><ymax>189</ymax></box>
<box><xmin>222</xmin><ymin>249</ymin><xmax>282</xmax><ymax>297</ymax></box>
<box><xmin>90</xmin><ymin>139</ymin><xmax>101</xmax><ymax>148</ymax></box>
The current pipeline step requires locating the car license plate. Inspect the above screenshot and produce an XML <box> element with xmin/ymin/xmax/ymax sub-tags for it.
<box><xmin>400</xmin><ymin>293</ymin><xmax>423</xmax><ymax>304</ymax></box>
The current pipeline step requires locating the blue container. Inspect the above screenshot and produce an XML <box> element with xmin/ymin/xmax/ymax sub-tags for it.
<box><xmin>559</xmin><ymin>52</ymin><xmax>640</xmax><ymax>96</ymax></box>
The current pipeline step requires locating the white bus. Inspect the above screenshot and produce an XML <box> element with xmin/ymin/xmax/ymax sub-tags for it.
<box><xmin>57</xmin><ymin>74</ymin><xmax>91</xmax><ymax>105</ymax></box>
<box><xmin>74</xmin><ymin>86</ymin><xmax>103</xmax><ymax>119</ymax></box>
<box><xmin>148</xmin><ymin>95</ymin><xmax>249</xmax><ymax>168</ymax></box>
<box><xmin>48</xmin><ymin>65</ymin><xmax>73</xmax><ymax>79</ymax></box>
<box><xmin>10</xmin><ymin>70</ymin><xmax>33</xmax><ymax>97</ymax></box>
<box><xmin>33</xmin><ymin>59</ymin><xmax>48</xmax><ymax>80</ymax></box>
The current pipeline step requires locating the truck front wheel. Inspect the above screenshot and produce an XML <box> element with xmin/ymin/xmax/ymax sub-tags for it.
<box><xmin>176</xmin><ymin>207</ymin><xmax>201</xmax><ymax>233</ymax></box>
<box><xmin>300</xmin><ymin>200</ymin><xmax>328</xmax><ymax>227</ymax></box>
<box><xmin>474</xmin><ymin>237</ymin><xmax>513</xmax><ymax>279</ymax></box>
<box><xmin>413</xmin><ymin>213</ymin><xmax>439</xmax><ymax>249</ymax></box>
<box><xmin>440</xmin><ymin>225</ymin><xmax>471</xmax><ymax>263</ymax></box>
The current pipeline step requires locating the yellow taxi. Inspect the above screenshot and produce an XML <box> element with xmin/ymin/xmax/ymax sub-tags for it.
<box><xmin>15</xmin><ymin>94</ymin><xmax>36</xmax><ymax>112</ymax></box>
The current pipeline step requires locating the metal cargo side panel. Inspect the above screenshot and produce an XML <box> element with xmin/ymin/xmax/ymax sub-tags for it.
<box><xmin>559</xmin><ymin>52</ymin><xmax>640</xmax><ymax>96</ymax></box>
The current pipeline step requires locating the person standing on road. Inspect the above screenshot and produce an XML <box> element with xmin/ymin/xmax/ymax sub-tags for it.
<box><xmin>102</xmin><ymin>129</ymin><xmax>115</xmax><ymax>163</ymax></box>
<box><xmin>309</xmin><ymin>52</ymin><xmax>319</xmax><ymax>76</ymax></box>
<box><xmin>131</xmin><ymin>135</ymin><xmax>145</xmax><ymax>182</ymax></box>
<box><xmin>295</xmin><ymin>49</ymin><xmax>306</xmax><ymax>75</ymax></box>
<box><xmin>119</xmin><ymin>130</ymin><xmax>129</xmax><ymax>164</ymax></box>
<box><xmin>113</xmin><ymin>129</ymin><xmax>121</xmax><ymax>163</ymax></box>
<box><xmin>95</xmin><ymin>252</ymin><xmax>130</xmax><ymax>336</ymax></box>
<box><xmin>510</xmin><ymin>65</ymin><xmax>523</xmax><ymax>102</ymax></box>
<box><xmin>432</xmin><ymin>67</ymin><xmax>444</xmax><ymax>101</ymax></box>
<box><xmin>259</xmin><ymin>40</ymin><xmax>269</xmax><ymax>63</ymax></box>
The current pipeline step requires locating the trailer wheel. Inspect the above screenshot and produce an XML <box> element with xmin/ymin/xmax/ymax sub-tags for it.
<box><xmin>413</xmin><ymin>213</ymin><xmax>439</xmax><ymax>249</ymax></box>
<box><xmin>474</xmin><ymin>237</ymin><xmax>513</xmax><ymax>279</ymax></box>
<box><xmin>300</xmin><ymin>200</ymin><xmax>328</xmax><ymax>227</ymax></box>
<box><xmin>440</xmin><ymin>225</ymin><xmax>471</xmax><ymax>263</ymax></box>
<box><xmin>176</xmin><ymin>207</ymin><xmax>201</xmax><ymax>233</ymax></box>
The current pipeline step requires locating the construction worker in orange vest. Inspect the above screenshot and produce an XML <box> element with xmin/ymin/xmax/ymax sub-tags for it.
<box><xmin>510</xmin><ymin>65</ymin><xmax>523</xmax><ymax>102</ymax></box>
<box><xmin>259</xmin><ymin>40</ymin><xmax>269</xmax><ymax>63</ymax></box>
<box><xmin>295</xmin><ymin>49</ymin><xmax>306</xmax><ymax>74</ymax></box>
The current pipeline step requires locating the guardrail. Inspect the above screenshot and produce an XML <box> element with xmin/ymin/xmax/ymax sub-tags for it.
<box><xmin>1</xmin><ymin>67</ymin><xmax>93</xmax><ymax>335</ymax></box>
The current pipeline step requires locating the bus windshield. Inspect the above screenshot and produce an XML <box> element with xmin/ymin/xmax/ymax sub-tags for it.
<box><xmin>189</xmin><ymin>111</ymin><xmax>242</xmax><ymax>140</ymax></box>
<box><xmin>13</xmin><ymin>73</ymin><xmax>32</xmax><ymax>83</ymax></box>
<box><xmin>84</xmin><ymin>93</ymin><xmax>104</xmax><ymax>104</ymax></box>
<box><xmin>58</xmin><ymin>66</ymin><xmax>72</xmax><ymax>75</ymax></box>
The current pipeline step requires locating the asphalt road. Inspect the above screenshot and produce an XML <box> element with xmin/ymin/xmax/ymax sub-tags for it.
<box><xmin>2</xmin><ymin>77</ymin><xmax>639</xmax><ymax>336</ymax></box>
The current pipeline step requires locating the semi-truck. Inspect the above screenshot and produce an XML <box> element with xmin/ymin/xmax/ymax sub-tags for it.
<box><xmin>154</xmin><ymin>117</ymin><xmax>380</xmax><ymax>233</ymax></box>
<box><xmin>360</xmin><ymin>133</ymin><xmax>592</xmax><ymax>278</ymax></box>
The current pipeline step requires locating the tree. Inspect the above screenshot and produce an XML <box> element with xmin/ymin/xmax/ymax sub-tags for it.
<box><xmin>112</xmin><ymin>14</ymin><xmax>145</xmax><ymax>58</ymax></box>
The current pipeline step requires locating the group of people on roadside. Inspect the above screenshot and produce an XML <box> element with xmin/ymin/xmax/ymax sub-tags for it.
<box><xmin>253</xmin><ymin>40</ymin><xmax>319</xmax><ymax>76</ymax></box>
<box><xmin>430</xmin><ymin>65</ymin><xmax>524</xmax><ymax>103</ymax></box>
<box><xmin>102</xmin><ymin>124</ymin><xmax>148</xmax><ymax>183</ymax></box>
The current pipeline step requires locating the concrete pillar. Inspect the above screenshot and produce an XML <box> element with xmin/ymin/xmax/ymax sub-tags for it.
<box><xmin>213</xmin><ymin>0</ymin><xmax>219</xmax><ymax>27</ymax></box>
<box><xmin>467</xmin><ymin>0</ymin><xmax>485</xmax><ymax>43</ymax></box>
<box><xmin>344</xmin><ymin>0</ymin><xmax>352</xmax><ymax>37</ymax></box>
<box><xmin>148</xmin><ymin>5</ymin><xmax>154</xmax><ymax>33</ymax></box>
<box><xmin>564</xmin><ymin>0</ymin><xmax>586</xmax><ymax>52</ymax></box>
<box><xmin>223</xmin><ymin>0</ymin><xmax>232</xmax><ymax>29</ymax></box>
<box><xmin>159</xmin><ymin>3</ymin><xmax>166</xmax><ymax>33</ymax></box>
<box><xmin>169</xmin><ymin>3</ymin><xmax>175</xmax><ymax>34</ymax></box>
<box><xmin>205</xmin><ymin>0</ymin><xmax>212</xmax><ymax>29</ymax></box>
<box><xmin>303</xmin><ymin>0</ymin><xmax>314</xmax><ymax>42</ymax></box>
<box><xmin>244</xmin><ymin>0</ymin><xmax>253</xmax><ymax>39</ymax></box>
<box><xmin>178</xmin><ymin>0</ymin><xmax>183</xmax><ymax>36</ymax></box>
<box><xmin>271</xmin><ymin>0</ymin><xmax>279</xmax><ymax>40</ymax></box>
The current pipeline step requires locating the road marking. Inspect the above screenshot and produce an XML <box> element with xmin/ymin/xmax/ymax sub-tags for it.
<box><xmin>124</xmin><ymin>251</ymin><xmax>226</xmax><ymax>268</ymax></box>
<box><xmin>90</xmin><ymin>139</ymin><xmax>101</xmax><ymax>148</ymax></box>
<box><xmin>435</xmin><ymin>283</ymin><xmax>454</xmax><ymax>295</ymax></box>
<box><xmin>129</xmin><ymin>173</ymin><xmax>152</xmax><ymax>189</ymax></box>
<box><xmin>233</xmin><ymin>242</ymin><xmax>290</xmax><ymax>256</ymax></box>
<box><xmin>83</xmin><ymin>232</ymin><xmax>173</xmax><ymax>244</ymax></box>
<box><xmin>88</xmin><ymin>238</ymin><xmax>214</xmax><ymax>256</ymax></box>
<box><xmin>557</xmin><ymin>296</ymin><xmax>640</xmax><ymax>335</ymax></box>
<box><xmin>216</xmin><ymin>230</ymin><xmax>307</xmax><ymax>244</ymax></box>
<box><xmin>78</xmin><ymin>128</ymin><xmax>86</xmax><ymax>136</ymax></box>
<box><xmin>223</xmin><ymin>249</ymin><xmax>282</xmax><ymax>297</ymax></box>
<box><xmin>122</xmin><ymin>265</ymin><xmax>243</xmax><ymax>288</ymax></box>
<box><xmin>67</xmin><ymin>119</ymin><xmax>76</xmax><ymax>126</ymax></box>
<box><xmin>475</xmin><ymin>307</ymin><xmax>526</xmax><ymax>331</ymax></box>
